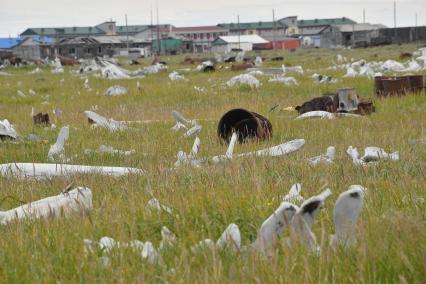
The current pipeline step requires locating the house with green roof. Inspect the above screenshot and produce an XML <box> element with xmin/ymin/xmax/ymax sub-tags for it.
<box><xmin>20</xmin><ymin>21</ymin><xmax>170</xmax><ymax>40</ymax></box>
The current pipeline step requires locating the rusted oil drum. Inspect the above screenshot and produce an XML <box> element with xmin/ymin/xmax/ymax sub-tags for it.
<box><xmin>217</xmin><ymin>108</ymin><xmax>272</xmax><ymax>144</ymax></box>
<box><xmin>408</xmin><ymin>75</ymin><xmax>424</xmax><ymax>93</ymax></box>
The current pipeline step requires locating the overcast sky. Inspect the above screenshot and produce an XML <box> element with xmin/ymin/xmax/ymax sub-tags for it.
<box><xmin>1</xmin><ymin>0</ymin><xmax>425</xmax><ymax>37</ymax></box>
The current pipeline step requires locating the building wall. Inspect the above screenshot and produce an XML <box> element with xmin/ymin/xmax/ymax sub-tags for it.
<box><xmin>211</xmin><ymin>42</ymin><xmax>252</xmax><ymax>53</ymax></box>
<box><xmin>13</xmin><ymin>45</ymin><xmax>53</xmax><ymax>60</ymax></box>
<box><xmin>320</xmin><ymin>26</ymin><xmax>343</xmax><ymax>48</ymax></box>
<box><xmin>377</xmin><ymin>26</ymin><xmax>426</xmax><ymax>44</ymax></box>
<box><xmin>172</xmin><ymin>29</ymin><xmax>228</xmax><ymax>53</ymax></box>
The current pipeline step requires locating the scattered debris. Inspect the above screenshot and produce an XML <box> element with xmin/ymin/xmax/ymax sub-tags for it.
<box><xmin>236</xmin><ymin>139</ymin><xmax>305</xmax><ymax>158</ymax></box>
<box><xmin>196</xmin><ymin>61</ymin><xmax>215</xmax><ymax>72</ymax></box>
<box><xmin>159</xmin><ymin>226</ymin><xmax>177</xmax><ymax>250</ymax></box>
<box><xmin>254</xmin><ymin>56</ymin><xmax>263</xmax><ymax>67</ymax></box>
<box><xmin>183</xmin><ymin>125</ymin><xmax>202</xmax><ymax>139</ymax></box>
<box><xmin>29</xmin><ymin>67</ymin><xmax>42</xmax><ymax>74</ymax></box>
<box><xmin>51</xmin><ymin>66</ymin><xmax>64</xmax><ymax>74</ymax></box>
<box><xmin>0</xmin><ymin>163</ymin><xmax>144</xmax><ymax>178</ymax></box>
<box><xmin>85</xmin><ymin>145</ymin><xmax>135</xmax><ymax>156</ymax></box>
<box><xmin>140</xmin><ymin>63</ymin><xmax>167</xmax><ymax>75</ymax></box>
<box><xmin>225</xmin><ymin>74</ymin><xmax>260</xmax><ymax>88</ymax></box>
<box><xmin>33</xmin><ymin>113</ymin><xmax>50</xmax><ymax>126</ymax></box>
<box><xmin>308</xmin><ymin>146</ymin><xmax>336</xmax><ymax>165</ymax></box>
<box><xmin>268</xmin><ymin>76</ymin><xmax>298</xmax><ymax>85</ymax></box>
<box><xmin>252</xmin><ymin>201</ymin><xmax>299</xmax><ymax>253</ymax></box>
<box><xmin>171</xmin><ymin>111</ymin><xmax>199</xmax><ymax>131</ymax></box>
<box><xmin>247</xmin><ymin>70</ymin><xmax>264</xmax><ymax>76</ymax></box>
<box><xmin>105</xmin><ymin>85</ymin><xmax>128</xmax><ymax>96</ymax></box>
<box><xmin>0</xmin><ymin>187</ymin><xmax>92</xmax><ymax>225</ymax></box>
<box><xmin>142</xmin><ymin>241</ymin><xmax>159</xmax><ymax>264</ymax></box>
<box><xmin>282</xmin><ymin>183</ymin><xmax>304</xmax><ymax>204</ymax></box>
<box><xmin>312</xmin><ymin>73</ymin><xmax>337</xmax><ymax>84</ymax></box>
<box><xmin>291</xmin><ymin>189</ymin><xmax>332</xmax><ymax>253</ymax></box>
<box><xmin>346</xmin><ymin>146</ymin><xmax>399</xmax><ymax>165</ymax></box>
<box><xmin>17</xmin><ymin>90</ymin><xmax>26</xmax><ymax>98</ymax></box>
<box><xmin>231</xmin><ymin>63</ymin><xmax>253</xmax><ymax>71</ymax></box>
<box><xmin>295</xmin><ymin>88</ymin><xmax>373</xmax><ymax>116</ymax></box>
<box><xmin>211</xmin><ymin>133</ymin><xmax>238</xmax><ymax>163</ymax></box>
<box><xmin>146</xmin><ymin>198</ymin><xmax>173</xmax><ymax>214</ymax></box>
<box><xmin>374</xmin><ymin>75</ymin><xmax>425</xmax><ymax>96</ymax></box>
<box><xmin>296</xmin><ymin>111</ymin><xmax>360</xmax><ymax>120</ymax></box>
<box><xmin>79</xmin><ymin>59</ymin><xmax>101</xmax><ymax>73</ymax></box>
<box><xmin>169</xmin><ymin>71</ymin><xmax>186</xmax><ymax>81</ymax></box>
<box><xmin>84</xmin><ymin>111</ymin><xmax>128</xmax><ymax>132</ymax></box>
<box><xmin>47</xmin><ymin>126</ymin><xmax>69</xmax><ymax>162</ymax></box>
<box><xmin>0</xmin><ymin>119</ymin><xmax>18</xmax><ymax>140</ymax></box>
<box><xmin>193</xmin><ymin>86</ymin><xmax>206</xmax><ymax>93</ymax></box>
<box><xmin>337</xmin><ymin>54</ymin><xmax>347</xmax><ymax>63</ymax></box>
<box><xmin>100</xmin><ymin>61</ymin><xmax>131</xmax><ymax>79</ymax></box>
<box><xmin>216</xmin><ymin>223</ymin><xmax>241</xmax><ymax>252</ymax></box>
<box><xmin>217</xmin><ymin>108</ymin><xmax>272</xmax><ymax>144</ymax></box>
<box><xmin>182</xmin><ymin>56</ymin><xmax>204</xmax><ymax>65</ymax></box>
<box><xmin>282</xmin><ymin>64</ymin><xmax>304</xmax><ymax>74</ymax></box>
<box><xmin>330</xmin><ymin>185</ymin><xmax>366</xmax><ymax>248</ymax></box>
<box><xmin>269</xmin><ymin>56</ymin><xmax>284</xmax><ymax>62</ymax></box>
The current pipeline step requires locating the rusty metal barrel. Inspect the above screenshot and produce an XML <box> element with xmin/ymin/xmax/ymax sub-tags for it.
<box><xmin>375</xmin><ymin>75</ymin><xmax>425</xmax><ymax>97</ymax></box>
<box><xmin>217</xmin><ymin>108</ymin><xmax>272</xmax><ymax>144</ymax></box>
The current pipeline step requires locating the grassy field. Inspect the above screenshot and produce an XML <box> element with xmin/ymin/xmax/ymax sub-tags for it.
<box><xmin>0</xmin><ymin>44</ymin><xmax>425</xmax><ymax>283</ymax></box>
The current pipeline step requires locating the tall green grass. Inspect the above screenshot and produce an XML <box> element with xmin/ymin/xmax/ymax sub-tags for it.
<box><xmin>0</xmin><ymin>44</ymin><xmax>425</xmax><ymax>283</ymax></box>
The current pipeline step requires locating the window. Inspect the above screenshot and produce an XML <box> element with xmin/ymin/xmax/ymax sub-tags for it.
<box><xmin>58</xmin><ymin>48</ymin><xmax>63</xmax><ymax>55</ymax></box>
<box><xmin>69</xmin><ymin>47</ymin><xmax>76</xmax><ymax>54</ymax></box>
<box><xmin>98</xmin><ymin>46</ymin><xmax>102</xmax><ymax>53</ymax></box>
<box><xmin>200</xmin><ymin>33</ymin><xmax>204</xmax><ymax>39</ymax></box>
<box><xmin>194</xmin><ymin>33</ymin><xmax>197</xmax><ymax>39</ymax></box>
<box><xmin>206</xmin><ymin>33</ymin><xmax>210</xmax><ymax>39</ymax></box>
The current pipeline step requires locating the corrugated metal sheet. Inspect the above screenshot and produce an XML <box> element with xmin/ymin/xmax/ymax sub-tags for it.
<box><xmin>0</xmin><ymin>38</ymin><xmax>22</xmax><ymax>49</ymax></box>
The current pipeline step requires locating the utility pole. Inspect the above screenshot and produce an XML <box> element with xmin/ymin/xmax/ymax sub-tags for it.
<box><xmin>393</xmin><ymin>0</ymin><xmax>396</xmax><ymax>28</ymax></box>
<box><xmin>272</xmin><ymin>8</ymin><xmax>276</xmax><ymax>50</ymax></box>
<box><xmin>125</xmin><ymin>14</ymin><xmax>129</xmax><ymax>53</ymax></box>
<box><xmin>393</xmin><ymin>0</ymin><xmax>397</xmax><ymax>42</ymax></box>
<box><xmin>237</xmin><ymin>15</ymin><xmax>241</xmax><ymax>50</ymax></box>
<box><xmin>150</xmin><ymin>5</ymin><xmax>153</xmax><ymax>42</ymax></box>
<box><xmin>363</xmin><ymin>8</ymin><xmax>366</xmax><ymax>24</ymax></box>
<box><xmin>415</xmin><ymin>13</ymin><xmax>418</xmax><ymax>42</ymax></box>
<box><xmin>156</xmin><ymin>5</ymin><xmax>161</xmax><ymax>55</ymax></box>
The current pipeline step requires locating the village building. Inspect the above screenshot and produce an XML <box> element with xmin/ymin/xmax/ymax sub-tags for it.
<box><xmin>12</xmin><ymin>36</ymin><xmax>55</xmax><ymax>60</ymax></box>
<box><xmin>53</xmin><ymin>36</ymin><xmax>150</xmax><ymax>58</ymax></box>
<box><xmin>211</xmin><ymin>35</ymin><xmax>269</xmax><ymax>53</ymax></box>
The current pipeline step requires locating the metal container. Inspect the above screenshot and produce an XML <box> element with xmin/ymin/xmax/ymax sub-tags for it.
<box><xmin>217</xmin><ymin>108</ymin><xmax>272</xmax><ymax>144</ymax></box>
<box><xmin>375</xmin><ymin>75</ymin><xmax>425</xmax><ymax>96</ymax></box>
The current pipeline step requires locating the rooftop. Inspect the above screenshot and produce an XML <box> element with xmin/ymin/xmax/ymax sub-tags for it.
<box><xmin>173</xmin><ymin>26</ymin><xmax>227</xmax><ymax>32</ymax></box>
<box><xmin>219</xmin><ymin>21</ymin><xmax>286</xmax><ymax>30</ymax></box>
<box><xmin>298</xmin><ymin>17</ymin><xmax>356</xmax><ymax>27</ymax></box>
<box><xmin>214</xmin><ymin>34</ymin><xmax>269</xmax><ymax>44</ymax></box>
<box><xmin>0</xmin><ymin>37</ymin><xmax>22</xmax><ymax>49</ymax></box>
